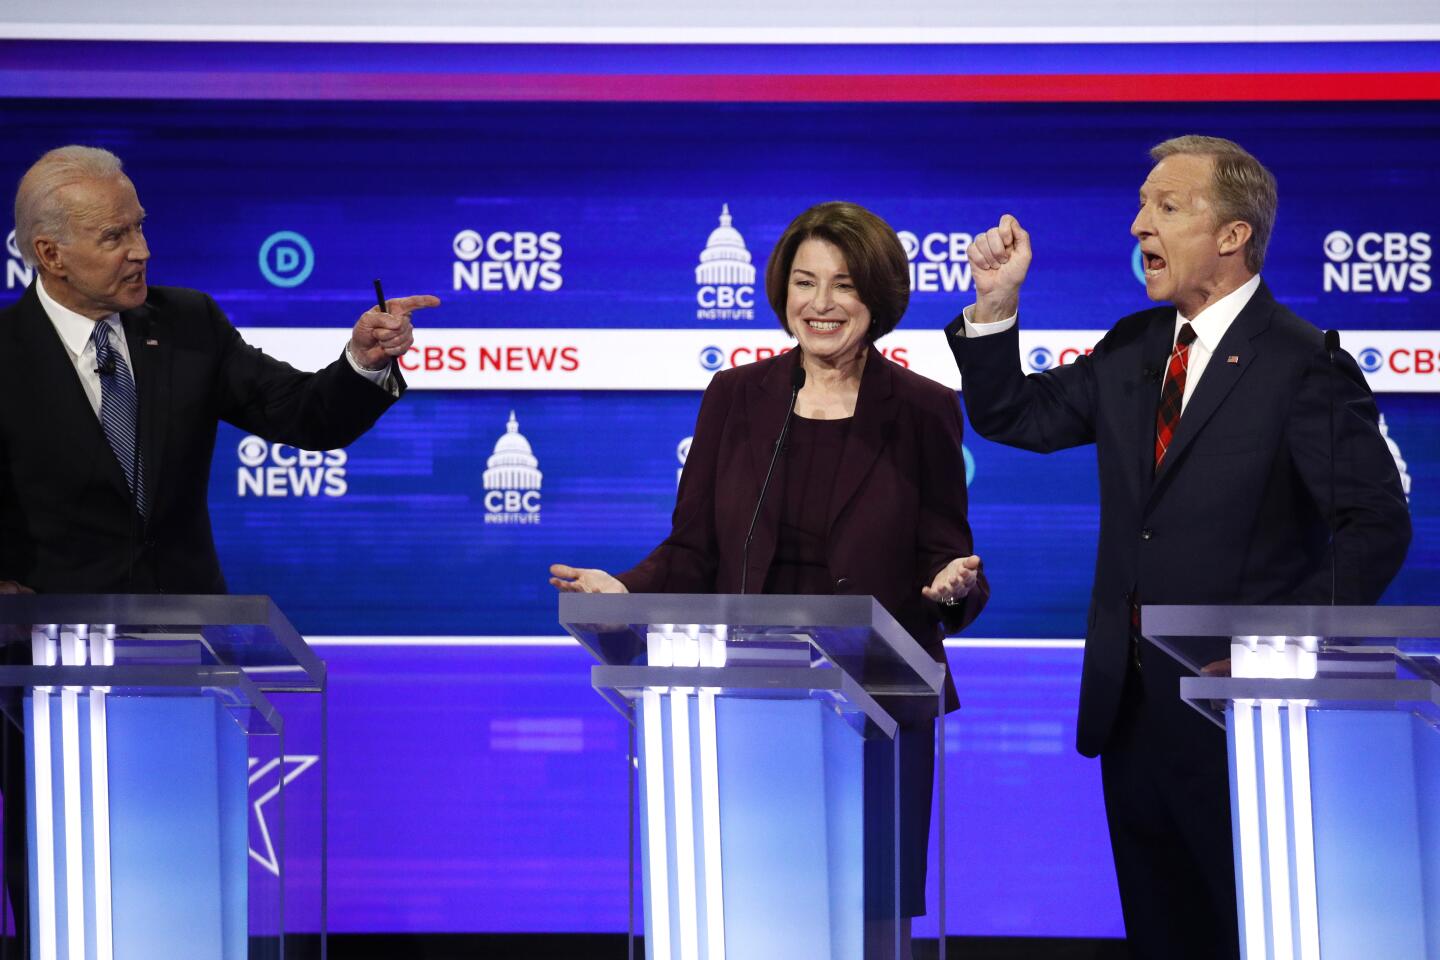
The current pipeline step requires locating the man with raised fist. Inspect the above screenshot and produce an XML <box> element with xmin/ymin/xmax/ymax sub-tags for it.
<box><xmin>945</xmin><ymin>135</ymin><xmax>1409</xmax><ymax>959</ymax></box>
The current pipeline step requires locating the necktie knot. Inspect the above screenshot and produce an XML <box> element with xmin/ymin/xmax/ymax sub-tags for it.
<box><xmin>90</xmin><ymin>320</ymin><xmax>117</xmax><ymax>373</ymax></box>
<box><xmin>1176</xmin><ymin>322</ymin><xmax>1198</xmax><ymax>348</ymax></box>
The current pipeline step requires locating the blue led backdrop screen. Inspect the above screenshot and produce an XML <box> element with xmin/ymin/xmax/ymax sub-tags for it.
<box><xmin>1</xmin><ymin>94</ymin><xmax>1435</xmax><ymax>939</ymax></box>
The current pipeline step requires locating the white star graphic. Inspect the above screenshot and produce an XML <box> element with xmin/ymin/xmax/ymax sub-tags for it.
<box><xmin>247</xmin><ymin>754</ymin><xmax>319</xmax><ymax>877</ymax></box>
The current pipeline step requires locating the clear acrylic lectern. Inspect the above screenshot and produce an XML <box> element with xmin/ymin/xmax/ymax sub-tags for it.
<box><xmin>561</xmin><ymin>593</ymin><xmax>950</xmax><ymax>960</ymax></box>
<box><xmin>1143</xmin><ymin>604</ymin><xmax>1440</xmax><ymax>960</ymax></box>
<box><xmin>0</xmin><ymin>594</ymin><xmax>327</xmax><ymax>960</ymax></box>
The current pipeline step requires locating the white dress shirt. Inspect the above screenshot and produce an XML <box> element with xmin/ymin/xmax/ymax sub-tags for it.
<box><xmin>35</xmin><ymin>277</ymin><xmax>396</xmax><ymax>406</ymax></box>
<box><xmin>35</xmin><ymin>275</ymin><xmax>132</xmax><ymax>417</ymax></box>
<box><xmin>960</xmin><ymin>273</ymin><xmax>1263</xmax><ymax>413</ymax></box>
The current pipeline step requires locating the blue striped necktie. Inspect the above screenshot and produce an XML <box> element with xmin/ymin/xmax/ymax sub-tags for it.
<box><xmin>89</xmin><ymin>320</ymin><xmax>146</xmax><ymax>517</ymax></box>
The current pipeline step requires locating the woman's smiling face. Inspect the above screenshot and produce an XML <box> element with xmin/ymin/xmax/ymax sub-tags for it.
<box><xmin>785</xmin><ymin>237</ymin><xmax>873</xmax><ymax>367</ymax></box>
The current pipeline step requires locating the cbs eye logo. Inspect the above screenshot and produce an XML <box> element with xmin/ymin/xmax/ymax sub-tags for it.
<box><xmin>1027</xmin><ymin>346</ymin><xmax>1054</xmax><ymax>372</ymax></box>
<box><xmin>698</xmin><ymin>345</ymin><xmax>725</xmax><ymax>372</ymax></box>
<box><xmin>1357</xmin><ymin>347</ymin><xmax>1384</xmax><ymax>374</ymax></box>
<box><xmin>453</xmin><ymin>230</ymin><xmax>484</xmax><ymax>261</ymax></box>
<box><xmin>237</xmin><ymin>435</ymin><xmax>270</xmax><ymax>467</ymax></box>
<box><xmin>1323</xmin><ymin>231</ymin><xmax>1355</xmax><ymax>262</ymax></box>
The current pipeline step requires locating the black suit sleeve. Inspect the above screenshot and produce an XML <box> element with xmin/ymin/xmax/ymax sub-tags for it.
<box><xmin>1286</xmin><ymin>346</ymin><xmax>1411</xmax><ymax>602</ymax></box>
<box><xmin>615</xmin><ymin>371</ymin><xmax>734</xmax><ymax>593</ymax></box>
<box><xmin>944</xmin><ymin>313</ymin><xmax>1100</xmax><ymax>453</ymax></box>
<box><xmin>205</xmin><ymin>295</ymin><xmax>401</xmax><ymax>450</ymax></box>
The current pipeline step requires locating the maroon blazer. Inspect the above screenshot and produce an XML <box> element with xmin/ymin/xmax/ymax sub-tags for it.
<box><xmin>617</xmin><ymin>347</ymin><xmax>987</xmax><ymax>710</ymax></box>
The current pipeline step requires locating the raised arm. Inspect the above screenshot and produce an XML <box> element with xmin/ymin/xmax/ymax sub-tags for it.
<box><xmin>946</xmin><ymin>214</ymin><xmax>1101</xmax><ymax>453</ymax></box>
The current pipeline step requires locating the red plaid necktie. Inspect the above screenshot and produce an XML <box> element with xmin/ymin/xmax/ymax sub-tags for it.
<box><xmin>1154</xmin><ymin>322</ymin><xmax>1198</xmax><ymax>468</ymax></box>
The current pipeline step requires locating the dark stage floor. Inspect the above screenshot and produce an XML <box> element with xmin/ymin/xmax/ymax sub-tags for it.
<box><xmin>309</xmin><ymin>934</ymin><xmax>1131</xmax><ymax>959</ymax></box>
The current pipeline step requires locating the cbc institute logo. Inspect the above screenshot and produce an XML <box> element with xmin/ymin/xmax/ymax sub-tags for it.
<box><xmin>483</xmin><ymin>412</ymin><xmax>543</xmax><ymax>524</ymax></box>
<box><xmin>696</xmin><ymin>205</ymin><xmax>756</xmax><ymax>321</ymax></box>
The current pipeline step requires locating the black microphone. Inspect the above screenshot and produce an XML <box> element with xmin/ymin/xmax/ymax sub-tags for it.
<box><xmin>1142</xmin><ymin>364</ymin><xmax>1162</xmax><ymax>384</ymax></box>
<box><xmin>741</xmin><ymin>364</ymin><xmax>806</xmax><ymax>594</ymax></box>
<box><xmin>95</xmin><ymin>355</ymin><xmax>115</xmax><ymax>377</ymax></box>
<box><xmin>1324</xmin><ymin>330</ymin><xmax>1340</xmax><ymax>605</ymax></box>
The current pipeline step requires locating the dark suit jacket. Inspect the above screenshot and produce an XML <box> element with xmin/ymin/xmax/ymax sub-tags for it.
<box><xmin>947</xmin><ymin>281</ymin><xmax>1411</xmax><ymax>756</ymax></box>
<box><xmin>0</xmin><ymin>282</ymin><xmax>403</xmax><ymax>593</ymax></box>
<box><xmin>617</xmin><ymin>347</ymin><xmax>988</xmax><ymax>710</ymax></box>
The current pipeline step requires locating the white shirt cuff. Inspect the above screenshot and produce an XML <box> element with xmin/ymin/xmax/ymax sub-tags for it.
<box><xmin>345</xmin><ymin>344</ymin><xmax>398</xmax><ymax>395</ymax></box>
<box><xmin>961</xmin><ymin>304</ymin><xmax>1018</xmax><ymax>338</ymax></box>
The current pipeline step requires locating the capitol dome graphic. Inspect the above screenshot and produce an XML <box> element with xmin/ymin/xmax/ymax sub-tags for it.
<box><xmin>695</xmin><ymin>204</ymin><xmax>756</xmax><ymax>286</ymax></box>
<box><xmin>1378</xmin><ymin>414</ymin><xmax>1411</xmax><ymax>501</ymax></box>
<box><xmin>483</xmin><ymin>411</ymin><xmax>543</xmax><ymax>491</ymax></box>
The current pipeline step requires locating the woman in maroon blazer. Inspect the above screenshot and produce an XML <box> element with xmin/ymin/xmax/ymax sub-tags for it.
<box><xmin>552</xmin><ymin>201</ymin><xmax>987</xmax><ymax>926</ymax></box>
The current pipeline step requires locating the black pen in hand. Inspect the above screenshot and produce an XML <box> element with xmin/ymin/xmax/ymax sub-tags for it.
<box><xmin>371</xmin><ymin>278</ymin><xmax>393</xmax><ymax>370</ymax></box>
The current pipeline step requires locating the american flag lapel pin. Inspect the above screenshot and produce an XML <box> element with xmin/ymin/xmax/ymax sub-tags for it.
<box><xmin>1226</xmin><ymin>355</ymin><xmax>1240</xmax><ymax>364</ymax></box>
<box><xmin>145</xmin><ymin>339</ymin><xmax>159</xmax><ymax>346</ymax></box>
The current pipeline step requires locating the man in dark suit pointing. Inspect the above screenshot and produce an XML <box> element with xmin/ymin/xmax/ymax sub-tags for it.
<box><xmin>0</xmin><ymin>145</ymin><xmax>439</xmax><ymax>594</ymax></box>
<box><xmin>946</xmin><ymin>136</ymin><xmax>1410</xmax><ymax>958</ymax></box>
<box><xmin>0</xmin><ymin>146</ymin><xmax>438</xmax><ymax>954</ymax></box>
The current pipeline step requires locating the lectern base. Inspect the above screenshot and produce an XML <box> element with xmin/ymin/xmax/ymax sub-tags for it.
<box><xmin>1228</xmin><ymin>703</ymin><xmax>1440</xmax><ymax>960</ymax></box>
<box><xmin>25</xmin><ymin>694</ymin><xmax>251</xmax><ymax>960</ymax></box>
<box><xmin>638</xmin><ymin>695</ymin><xmax>898</xmax><ymax>960</ymax></box>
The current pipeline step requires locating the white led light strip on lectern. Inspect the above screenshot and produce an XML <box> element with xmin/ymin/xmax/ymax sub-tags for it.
<box><xmin>641</xmin><ymin>686</ymin><xmax>672</xmax><ymax>960</ymax></box>
<box><xmin>669</xmin><ymin>688</ymin><xmax>700</xmax><ymax>960</ymax></box>
<box><xmin>1288</xmin><ymin>701</ymin><xmax>1320</xmax><ymax>960</ymax></box>
<box><xmin>29</xmin><ymin>625</ymin><xmax>119</xmax><ymax>960</ymax></box>
<box><xmin>1259</xmin><ymin>698</ymin><xmax>1295</xmax><ymax>960</ymax></box>
<box><xmin>58</xmin><ymin>639</ymin><xmax>83</xmax><ymax>960</ymax></box>
<box><xmin>1229</xmin><ymin>633</ymin><xmax>1327</xmax><ymax>960</ymax></box>
<box><xmin>1230</xmin><ymin>668</ymin><xmax>1267</xmax><ymax>960</ymax></box>
<box><xmin>31</xmin><ymin>628</ymin><xmax>58</xmax><ymax>960</ymax></box>
<box><xmin>89</xmin><ymin>629</ymin><xmax>116</xmax><ymax>960</ymax></box>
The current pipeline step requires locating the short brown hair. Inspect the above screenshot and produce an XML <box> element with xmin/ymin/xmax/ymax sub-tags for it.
<box><xmin>765</xmin><ymin>201</ymin><xmax>910</xmax><ymax>342</ymax></box>
<box><xmin>1150</xmin><ymin>135</ymin><xmax>1278</xmax><ymax>273</ymax></box>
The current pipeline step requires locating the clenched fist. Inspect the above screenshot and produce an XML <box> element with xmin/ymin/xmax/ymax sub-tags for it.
<box><xmin>968</xmin><ymin>214</ymin><xmax>1032</xmax><ymax>325</ymax></box>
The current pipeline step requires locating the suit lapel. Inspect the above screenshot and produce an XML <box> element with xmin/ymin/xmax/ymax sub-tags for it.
<box><xmin>1147</xmin><ymin>283</ymin><xmax>1275</xmax><ymax>499</ymax></box>
<box><xmin>121</xmin><ymin>302</ymin><xmax>169</xmax><ymax>520</ymax></box>
<box><xmin>827</xmin><ymin>349</ymin><xmax>896</xmax><ymax>528</ymax></box>
<box><xmin>14</xmin><ymin>285</ymin><xmax>134</xmax><ymax>502</ymax></box>
<box><xmin>1137</xmin><ymin>312</ymin><xmax>1177</xmax><ymax>489</ymax></box>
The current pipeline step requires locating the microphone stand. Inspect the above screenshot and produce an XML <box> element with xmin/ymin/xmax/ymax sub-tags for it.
<box><xmin>1325</xmin><ymin>330</ymin><xmax>1340</xmax><ymax>605</ymax></box>
<box><xmin>741</xmin><ymin>363</ymin><xmax>806</xmax><ymax>594</ymax></box>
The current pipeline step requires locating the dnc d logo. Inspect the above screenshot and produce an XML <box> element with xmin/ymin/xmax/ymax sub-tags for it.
<box><xmin>259</xmin><ymin>231</ymin><xmax>315</xmax><ymax>288</ymax></box>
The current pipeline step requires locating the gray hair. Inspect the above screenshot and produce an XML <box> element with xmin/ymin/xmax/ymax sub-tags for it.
<box><xmin>13</xmin><ymin>145</ymin><xmax>127</xmax><ymax>267</ymax></box>
<box><xmin>1149</xmin><ymin>135</ymin><xmax>1278</xmax><ymax>274</ymax></box>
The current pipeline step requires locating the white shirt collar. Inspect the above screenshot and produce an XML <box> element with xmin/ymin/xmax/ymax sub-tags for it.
<box><xmin>34</xmin><ymin>275</ymin><xmax>121</xmax><ymax>360</ymax></box>
<box><xmin>1176</xmin><ymin>273</ymin><xmax>1262</xmax><ymax>353</ymax></box>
